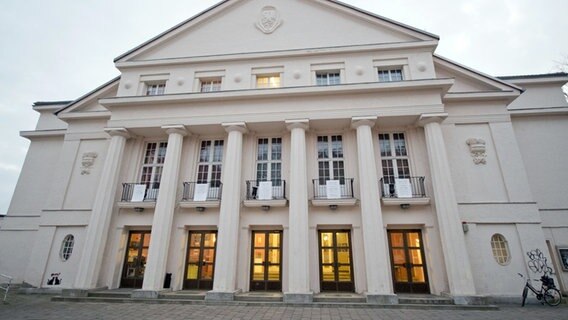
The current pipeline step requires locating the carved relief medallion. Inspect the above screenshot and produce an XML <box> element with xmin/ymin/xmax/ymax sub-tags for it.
<box><xmin>466</xmin><ymin>138</ymin><xmax>487</xmax><ymax>165</ymax></box>
<box><xmin>256</xmin><ymin>6</ymin><xmax>282</xmax><ymax>34</ymax></box>
<box><xmin>81</xmin><ymin>152</ymin><xmax>98</xmax><ymax>175</ymax></box>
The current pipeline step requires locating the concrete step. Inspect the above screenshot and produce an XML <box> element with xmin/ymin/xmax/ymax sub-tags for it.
<box><xmin>398</xmin><ymin>297</ymin><xmax>454</xmax><ymax>305</ymax></box>
<box><xmin>159</xmin><ymin>291</ymin><xmax>206</xmax><ymax>300</ymax></box>
<box><xmin>235</xmin><ymin>292</ymin><xmax>283</xmax><ymax>302</ymax></box>
<box><xmin>313</xmin><ymin>293</ymin><xmax>366</xmax><ymax>303</ymax></box>
<box><xmin>88</xmin><ymin>291</ymin><xmax>132</xmax><ymax>298</ymax></box>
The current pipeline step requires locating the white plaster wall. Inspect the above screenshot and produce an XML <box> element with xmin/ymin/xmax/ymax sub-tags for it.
<box><xmin>508</xmin><ymin>83</ymin><xmax>568</xmax><ymax>109</ymax></box>
<box><xmin>35</xmin><ymin>109</ymin><xmax>68</xmax><ymax>131</ymax></box>
<box><xmin>0</xmin><ymin>231</ymin><xmax>36</xmax><ymax>282</ymax></box>
<box><xmin>41</xmin><ymin>226</ymin><xmax>85</xmax><ymax>289</ymax></box>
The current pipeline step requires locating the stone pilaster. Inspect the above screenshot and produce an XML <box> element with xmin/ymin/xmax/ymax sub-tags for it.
<box><xmin>136</xmin><ymin>125</ymin><xmax>187</xmax><ymax>296</ymax></box>
<box><xmin>207</xmin><ymin>122</ymin><xmax>247</xmax><ymax>301</ymax></box>
<box><xmin>284</xmin><ymin>119</ymin><xmax>313</xmax><ymax>303</ymax></box>
<box><xmin>351</xmin><ymin>117</ymin><xmax>397</xmax><ymax>305</ymax></box>
<box><xmin>419</xmin><ymin>113</ymin><xmax>476</xmax><ymax>303</ymax></box>
<box><xmin>73</xmin><ymin>128</ymin><xmax>131</xmax><ymax>291</ymax></box>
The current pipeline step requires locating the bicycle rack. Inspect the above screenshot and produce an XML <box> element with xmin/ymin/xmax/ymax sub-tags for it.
<box><xmin>0</xmin><ymin>274</ymin><xmax>12</xmax><ymax>303</ymax></box>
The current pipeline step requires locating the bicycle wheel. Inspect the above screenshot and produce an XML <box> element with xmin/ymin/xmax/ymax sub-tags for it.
<box><xmin>521</xmin><ymin>286</ymin><xmax>528</xmax><ymax>307</ymax></box>
<box><xmin>543</xmin><ymin>288</ymin><xmax>561</xmax><ymax>306</ymax></box>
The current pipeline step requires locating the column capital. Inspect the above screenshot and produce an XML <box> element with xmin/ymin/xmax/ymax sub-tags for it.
<box><xmin>104</xmin><ymin>127</ymin><xmax>131</xmax><ymax>139</ymax></box>
<box><xmin>417</xmin><ymin>113</ymin><xmax>448</xmax><ymax>127</ymax></box>
<box><xmin>285</xmin><ymin>119</ymin><xmax>309</xmax><ymax>131</ymax></box>
<box><xmin>351</xmin><ymin>116</ymin><xmax>377</xmax><ymax>130</ymax></box>
<box><xmin>161</xmin><ymin>124</ymin><xmax>188</xmax><ymax>136</ymax></box>
<box><xmin>222</xmin><ymin>122</ymin><xmax>248</xmax><ymax>134</ymax></box>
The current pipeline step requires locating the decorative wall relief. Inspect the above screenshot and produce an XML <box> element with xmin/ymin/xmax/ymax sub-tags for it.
<box><xmin>81</xmin><ymin>152</ymin><xmax>98</xmax><ymax>175</ymax></box>
<box><xmin>465</xmin><ymin>138</ymin><xmax>487</xmax><ymax>165</ymax></box>
<box><xmin>256</xmin><ymin>6</ymin><xmax>282</xmax><ymax>34</ymax></box>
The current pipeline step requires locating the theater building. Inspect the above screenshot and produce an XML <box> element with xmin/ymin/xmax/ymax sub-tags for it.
<box><xmin>1</xmin><ymin>0</ymin><xmax>568</xmax><ymax>304</ymax></box>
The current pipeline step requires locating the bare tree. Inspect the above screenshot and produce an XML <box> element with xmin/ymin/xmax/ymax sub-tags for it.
<box><xmin>554</xmin><ymin>54</ymin><xmax>568</xmax><ymax>100</ymax></box>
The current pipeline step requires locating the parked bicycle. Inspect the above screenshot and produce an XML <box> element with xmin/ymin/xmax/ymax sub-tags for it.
<box><xmin>518</xmin><ymin>273</ymin><xmax>561</xmax><ymax>306</ymax></box>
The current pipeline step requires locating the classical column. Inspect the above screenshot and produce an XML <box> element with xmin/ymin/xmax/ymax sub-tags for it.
<box><xmin>207</xmin><ymin>122</ymin><xmax>247</xmax><ymax>301</ymax></box>
<box><xmin>73</xmin><ymin>128</ymin><xmax>131</xmax><ymax>293</ymax></box>
<box><xmin>136</xmin><ymin>125</ymin><xmax>187</xmax><ymax>297</ymax></box>
<box><xmin>419</xmin><ymin>113</ymin><xmax>476</xmax><ymax>304</ymax></box>
<box><xmin>351</xmin><ymin>117</ymin><xmax>397</xmax><ymax>304</ymax></box>
<box><xmin>284</xmin><ymin>119</ymin><xmax>312</xmax><ymax>303</ymax></box>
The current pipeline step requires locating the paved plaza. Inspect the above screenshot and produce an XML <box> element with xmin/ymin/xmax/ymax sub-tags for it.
<box><xmin>1</xmin><ymin>293</ymin><xmax>567</xmax><ymax>320</ymax></box>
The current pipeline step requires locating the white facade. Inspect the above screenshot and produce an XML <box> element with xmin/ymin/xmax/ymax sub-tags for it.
<box><xmin>2</xmin><ymin>0</ymin><xmax>568</xmax><ymax>304</ymax></box>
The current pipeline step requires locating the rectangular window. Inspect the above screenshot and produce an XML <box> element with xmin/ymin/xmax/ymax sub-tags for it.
<box><xmin>140</xmin><ymin>142</ymin><xmax>168</xmax><ymax>200</ymax></box>
<box><xmin>200</xmin><ymin>79</ymin><xmax>222</xmax><ymax>92</ymax></box>
<box><xmin>317</xmin><ymin>135</ymin><xmax>345</xmax><ymax>184</ymax></box>
<box><xmin>146</xmin><ymin>83</ymin><xmax>166</xmax><ymax>96</ymax></box>
<box><xmin>256</xmin><ymin>75</ymin><xmax>281</xmax><ymax>88</ymax></box>
<box><xmin>316</xmin><ymin>71</ymin><xmax>341</xmax><ymax>86</ymax></box>
<box><xmin>256</xmin><ymin>138</ymin><xmax>282</xmax><ymax>185</ymax></box>
<box><xmin>197</xmin><ymin>140</ymin><xmax>224</xmax><ymax>188</ymax></box>
<box><xmin>379</xmin><ymin>133</ymin><xmax>410</xmax><ymax>184</ymax></box>
<box><xmin>378</xmin><ymin>69</ymin><xmax>403</xmax><ymax>82</ymax></box>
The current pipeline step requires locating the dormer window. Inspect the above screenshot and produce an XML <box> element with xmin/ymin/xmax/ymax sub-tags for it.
<box><xmin>146</xmin><ymin>83</ymin><xmax>166</xmax><ymax>96</ymax></box>
<box><xmin>378</xmin><ymin>69</ymin><xmax>403</xmax><ymax>82</ymax></box>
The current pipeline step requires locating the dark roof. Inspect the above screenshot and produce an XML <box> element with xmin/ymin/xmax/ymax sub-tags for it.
<box><xmin>54</xmin><ymin>76</ymin><xmax>120</xmax><ymax>115</ymax></box>
<box><xmin>114</xmin><ymin>0</ymin><xmax>438</xmax><ymax>62</ymax></box>
<box><xmin>33</xmin><ymin>101</ymin><xmax>73</xmax><ymax>107</ymax></box>
<box><xmin>498</xmin><ymin>72</ymin><xmax>568</xmax><ymax>80</ymax></box>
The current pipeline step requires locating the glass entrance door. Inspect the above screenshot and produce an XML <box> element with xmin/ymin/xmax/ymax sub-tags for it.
<box><xmin>388</xmin><ymin>230</ymin><xmax>430</xmax><ymax>294</ymax></box>
<box><xmin>318</xmin><ymin>230</ymin><xmax>354</xmax><ymax>292</ymax></box>
<box><xmin>184</xmin><ymin>231</ymin><xmax>217</xmax><ymax>290</ymax></box>
<box><xmin>121</xmin><ymin>231</ymin><xmax>151</xmax><ymax>288</ymax></box>
<box><xmin>250</xmin><ymin>231</ymin><xmax>282</xmax><ymax>291</ymax></box>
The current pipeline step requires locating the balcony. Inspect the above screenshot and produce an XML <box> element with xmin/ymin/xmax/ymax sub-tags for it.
<box><xmin>243</xmin><ymin>180</ymin><xmax>287</xmax><ymax>209</ymax></box>
<box><xmin>179</xmin><ymin>181</ymin><xmax>222</xmax><ymax>210</ymax></box>
<box><xmin>117</xmin><ymin>182</ymin><xmax>159</xmax><ymax>209</ymax></box>
<box><xmin>379</xmin><ymin>177</ymin><xmax>430</xmax><ymax>207</ymax></box>
<box><xmin>311</xmin><ymin>178</ymin><xmax>357</xmax><ymax>208</ymax></box>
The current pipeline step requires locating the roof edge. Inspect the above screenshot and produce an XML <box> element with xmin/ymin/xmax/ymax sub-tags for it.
<box><xmin>498</xmin><ymin>72</ymin><xmax>568</xmax><ymax>80</ymax></box>
<box><xmin>33</xmin><ymin>101</ymin><xmax>74</xmax><ymax>107</ymax></box>
<box><xmin>54</xmin><ymin>76</ymin><xmax>121</xmax><ymax>115</ymax></box>
<box><xmin>434</xmin><ymin>54</ymin><xmax>524</xmax><ymax>93</ymax></box>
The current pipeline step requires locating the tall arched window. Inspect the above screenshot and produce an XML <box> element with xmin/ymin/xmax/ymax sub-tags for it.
<box><xmin>491</xmin><ymin>234</ymin><xmax>511</xmax><ymax>265</ymax></box>
<box><xmin>60</xmin><ymin>235</ymin><xmax>75</xmax><ymax>261</ymax></box>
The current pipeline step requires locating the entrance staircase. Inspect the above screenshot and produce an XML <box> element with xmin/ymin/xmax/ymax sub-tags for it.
<box><xmin>51</xmin><ymin>290</ymin><xmax>497</xmax><ymax>310</ymax></box>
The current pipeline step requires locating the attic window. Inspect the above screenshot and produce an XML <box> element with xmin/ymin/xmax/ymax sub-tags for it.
<box><xmin>200</xmin><ymin>78</ymin><xmax>222</xmax><ymax>92</ymax></box>
<box><xmin>146</xmin><ymin>83</ymin><xmax>166</xmax><ymax>96</ymax></box>
<box><xmin>316</xmin><ymin>71</ymin><xmax>341</xmax><ymax>86</ymax></box>
<box><xmin>378</xmin><ymin>69</ymin><xmax>403</xmax><ymax>82</ymax></box>
<box><xmin>256</xmin><ymin>74</ymin><xmax>281</xmax><ymax>88</ymax></box>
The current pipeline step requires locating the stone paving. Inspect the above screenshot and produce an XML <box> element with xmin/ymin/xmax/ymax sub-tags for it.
<box><xmin>1</xmin><ymin>292</ymin><xmax>567</xmax><ymax>320</ymax></box>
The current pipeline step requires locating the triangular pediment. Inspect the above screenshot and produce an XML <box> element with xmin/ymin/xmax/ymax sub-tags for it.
<box><xmin>116</xmin><ymin>0</ymin><xmax>438</xmax><ymax>62</ymax></box>
<box><xmin>56</xmin><ymin>77</ymin><xmax>119</xmax><ymax>116</ymax></box>
<box><xmin>434</xmin><ymin>56</ymin><xmax>521</xmax><ymax>94</ymax></box>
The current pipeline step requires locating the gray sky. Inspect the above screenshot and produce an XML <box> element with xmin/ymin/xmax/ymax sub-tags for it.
<box><xmin>1</xmin><ymin>0</ymin><xmax>567</xmax><ymax>215</ymax></box>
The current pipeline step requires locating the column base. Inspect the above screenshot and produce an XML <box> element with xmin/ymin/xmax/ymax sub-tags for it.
<box><xmin>365</xmin><ymin>293</ymin><xmax>398</xmax><ymax>305</ymax></box>
<box><xmin>441</xmin><ymin>292</ymin><xmax>487</xmax><ymax>305</ymax></box>
<box><xmin>205</xmin><ymin>289</ymin><xmax>241</xmax><ymax>301</ymax></box>
<box><xmin>62</xmin><ymin>287</ymin><xmax>107</xmax><ymax>298</ymax></box>
<box><xmin>283</xmin><ymin>292</ymin><xmax>313</xmax><ymax>303</ymax></box>
<box><xmin>131</xmin><ymin>289</ymin><xmax>171</xmax><ymax>299</ymax></box>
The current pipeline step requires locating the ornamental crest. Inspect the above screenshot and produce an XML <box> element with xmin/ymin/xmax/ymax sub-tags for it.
<box><xmin>256</xmin><ymin>6</ymin><xmax>282</xmax><ymax>34</ymax></box>
<box><xmin>81</xmin><ymin>152</ymin><xmax>98</xmax><ymax>175</ymax></box>
<box><xmin>465</xmin><ymin>138</ymin><xmax>487</xmax><ymax>165</ymax></box>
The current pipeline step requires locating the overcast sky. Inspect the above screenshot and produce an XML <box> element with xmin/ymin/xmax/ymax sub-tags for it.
<box><xmin>1</xmin><ymin>0</ymin><xmax>567</xmax><ymax>215</ymax></box>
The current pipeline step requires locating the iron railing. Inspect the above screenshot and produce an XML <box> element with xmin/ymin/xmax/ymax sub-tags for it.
<box><xmin>379</xmin><ymin>176</ymin><xmax>426</xmax><ymax>198</ymax></box>
<box><xmin>245</xmin><ymin>180</ymin><xmax>286</xmax><ymax>200</ymax></box>
<box><xmin>182</xmin><ymin>181</ymin><xmax>223</xmax><ymax>201</ymax></box>
<box><xmin>121</xmin><ymin>183</ymin><xmax>159</xmax><ymax>202</ymax></box>
<box><xmin>312</xmin><ymin>178</ymin><xmax>354</xmax><ymax>200</ymax></box>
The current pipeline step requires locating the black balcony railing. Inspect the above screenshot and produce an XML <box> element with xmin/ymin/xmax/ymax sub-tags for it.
<box><xmin>182</xmin><ymin>181</ymin><xmax>223</xmax><ymax>201</ymax></box>
<box><xmin>379</xmin><ymin>177</ymin><xmax>426</xmax><ymax>198</ymax></box>
<box><xmin>312</xmin><ymin>178</ymin><xmax>354</xmax><ymax>200</ymax></box>
<box><xmin>246</xmin><ymin>180</ymin><xmax>286</xmax><ymax>200</ymax></box>
<box><xmin>121</xmin><ymin>183</ymin><xmax>159</xmax><ymax>202</ymax></box>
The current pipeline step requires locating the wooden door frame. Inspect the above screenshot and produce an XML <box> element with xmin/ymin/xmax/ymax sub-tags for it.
<box><xmin>249</xmin><ymin>230</ymin><xmax>283</xmax><ymax>291</ymax></box>
<box><xmin>183</xmin><ymin>230</ymin><xmax>217</xmax><ymax>290</ymax></box>
<box><xmin>120</xmin><ymin>230</ymin><xmax>151</xmax><ymax>288</ymax></box>
<box><xmin>387</xmin><ymin>229</ymin><xmax>430</xmax><ymax>294</ymax></box>
<box><xmin>317</xmin><ymin>229</ymin><xmax>355</xmax><ymax>292</ymax></box>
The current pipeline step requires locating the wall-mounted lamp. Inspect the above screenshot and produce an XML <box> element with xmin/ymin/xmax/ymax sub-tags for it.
<box><xmin>134</xmin><ymin>207</ymin><xmax>144</xmax><ymax>213</ymax></box>
<box><xmin>196</xmin><ymin>207</ymin><xmax>206</xmax><ymax>212</ymax></box>
<box><xmin>329</xmin><ymin>204</ymin><xmax>338</xmax><ymax>210</ymax></box>
<box><xmin>261</xmin><ymin>205</ymin><xmax>270</xmax><ymax>211</ymax></box>
<box><xmin>462</xmin><ymin>222</ymin><xmax>469</xmax><ymax>233</ymax></box>
<box><xmin>400</xmin><ymin>203</ymin><xmax>410</xmax><ymax>210</ymax></box>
